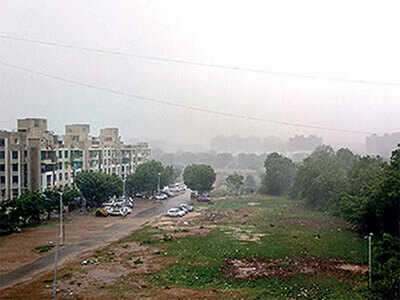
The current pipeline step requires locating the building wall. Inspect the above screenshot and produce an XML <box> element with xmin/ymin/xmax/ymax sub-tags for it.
<box><xmin>0</xmin><ymin>119</ymin><xmax>151</xmax><ymax>202</ymax></box>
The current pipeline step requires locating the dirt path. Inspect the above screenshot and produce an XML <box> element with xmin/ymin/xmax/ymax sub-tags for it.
<box><xmin>0</xmin><ymin>191</ymin><xmax>190</xmax><ymax>290</ymax></box>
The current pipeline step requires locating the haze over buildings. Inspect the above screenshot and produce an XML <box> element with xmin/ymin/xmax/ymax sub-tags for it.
<box><xmin>1</xmin><ymin>1</ymin><xmax>400</xmax><ymax>151</ymax></box>
<box><xmin>0</xmin><ymin>118</ymin><xmax>150</xmax><ymax>202</ymax></box>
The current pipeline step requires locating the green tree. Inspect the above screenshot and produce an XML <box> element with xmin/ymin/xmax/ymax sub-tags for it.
<box><xmin>183</xmin><ymin>164</ymin><xmax>216</xmax><ymax>194</ymax></box>
<box><xmin>262</xmin><ymin>152</ymin><xmax>296</xmax><ymax>195</ymax></box>
<box><xmin>339</xmin><ymin>156</ymin><xmax>385</xmax><ymax>232</ymax></box>
<box><xmin>10</xmin><ymin>191</ymin><xmax>45</xmax><ymax>225</ymax></box>
<box><xmin>226</xmin><ymin>173</ymin><xmax>244</xmax><ymax>195</ymax></box>
<box><xmin>244</xmin><ymin>174</ymin><xmax>257</xmax><ymax>194</ymax></box>
<box><xmin>75</xmin><ymin>171</ymin><xmax>122</xmax><ymax>207</ymax></box>
<box><xmin>361</xmin><ymin>147</ymin><xmax>400</xmax><ymax>237</ymax></box>
<box><xmin>62</xmin><ymin>187</ymin><xmax>83</xmax><ymax>210</ymax></box>
<box><xmin>371</xmin><ymin>233</ymin><xmax>400</xmax><ymax>299</ymax></box>
<box><xmin>126</xmin><ymin>160</ymin><xmax>169</xmax><ymax>194</ymax></box>
<box><xmin>43</xmin><ymin>189</ymin><xmax>61</xmax><ymax>220</ymax></box>
<box><xmin>291</xmin><ymin>145</ymin><xmax>346</xmax><ymax>210</ymax></box>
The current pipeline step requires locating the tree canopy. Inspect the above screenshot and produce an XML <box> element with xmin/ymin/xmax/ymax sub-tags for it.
<box><xmin>183</xmin><ymin>164</ymin><xmax>216</xmax><ymax>194</ymax></box>
<box><xmin>126</xmin><ymin>160</ymin><xmax>177</xmax><ymax>194</ymax></box>
<box><xmin>75</xmin><ymin>171</ymin><xmax>122</xmax><ymax>207</ymax></box>
<box><xmin>262</xmin><ymin>152</ymin><xmax>296</xmax><ymax>196</ymax></box>
<box><xmin>226</xmin><ymin>173</ymin><xmax>244</xmax><ymax>195</ymax></box>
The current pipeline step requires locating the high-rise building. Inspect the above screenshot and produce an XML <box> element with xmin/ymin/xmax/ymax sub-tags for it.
<box><xmin>0</xmin><ymin>118</ymin><xmax>151</xmax><ymax>202</ymax></box>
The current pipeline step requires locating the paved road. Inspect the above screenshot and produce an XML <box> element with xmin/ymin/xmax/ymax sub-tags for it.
<box><xmin>0</xmin><ymin>191</ymin><xmax>190</xmax><ymax>290</ymax></box>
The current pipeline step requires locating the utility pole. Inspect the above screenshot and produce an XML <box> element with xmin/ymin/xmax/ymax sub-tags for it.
<box><xmin>157</xmin><ymin>172</ymin><xmax>161</xmax><ymax>194</ymax></box>
<box><xmin>368</xmin><ymin>232</ymin><xmax>373</xmax><ymax>288</ymax></box>
<box><xmin>59</xmin><ymin>192</ymin><xmax>64</xmax><ymax>246</ymax></box>
<box><xmin>53</xmin><ymin>192</ymin><xmax>64</xmax><ymax>300</ymax></box>
<box><xmin>53</xmin><ymin>238</ymin><xmax>59</xmax><ymax>300</ymax></box>
<box><xmin>123</xmin><ymin>176</ymin><xmax>126</xmax><ymax>198</ymax></box>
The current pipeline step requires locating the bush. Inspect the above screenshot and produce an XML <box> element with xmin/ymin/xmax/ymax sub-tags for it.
<box><xmin>370</xmin><ymin>234</ymin><xmax>400</xmax><ymax>299</ymax></box>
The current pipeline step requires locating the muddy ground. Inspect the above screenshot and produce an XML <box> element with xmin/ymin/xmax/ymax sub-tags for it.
<box><xmin>0</xmin><ymin>199</ymin><xmax>157</xmax><ymax>275</ymax></box>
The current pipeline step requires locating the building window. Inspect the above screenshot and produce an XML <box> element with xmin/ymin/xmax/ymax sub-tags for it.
<box><xmin>64</xmin><ymin>150</ymin><xmax>68</xmax><ymax>159</ymax></box>
<box><xmin>65</xmin><ymin>173</ymin><xmax>69</xmax><ymax>181</ymax></box>
<box><xmin>12</xmin><ymin>189</ymin><xmax>19</xmax><ymax>197</ymax></box>
<box><xmin>12</xmin><ymin>176</ymin><xmax>18</xmax><ymax>184</ymax></box>
<box><xmin>59</xmin><ymin>162</ymin><xmax>62</xmax><ymax>170</ymax></box>
<box><xmin>12</xmin><ymin>164</ymin><xmax>18</xmax><ymax>172</ymax></box>
<box><xmin>24</xmin><ymin>150</ymin><xmax>27</xmax><ymax>158</ymax></box>
<box><xmin>0</xmin><ymin>151</ymin><xmax>5</xmax><ymax>159</ymax></box>
<box><xmin>58</xmin><ymin>150</ymin><xmax>62</xmax><ymax>158</ymax></box>
<box><xmin>14</xmin><ymin>138</ymin><xmax>19</xmax><ymax>144</ymax></box>
<box><xmin>0</xmin><ymin>138</ymin><xmax>4</xmax><ymax>147</ymax></box>
<box><xmin>0</xmin><ymin>164</ymin><xmax>4</xmax><ymax>172</ymax></box>
<box><xmin>59</xmin><ymin>173</ymin><xmax>63</xmax><ymax>181</ymax></box>
<box><xmin>0</xmin><ymin>176</ymin><xmax>5</xmax><ymax>184</ymax></box>
<box><xmin>12</xmin><ymin>151</ymin><xmax>18</xmax><ymax>160</ymax></box>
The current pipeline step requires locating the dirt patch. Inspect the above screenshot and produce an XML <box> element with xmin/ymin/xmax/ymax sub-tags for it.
<box><xmin>221</xmin><ymin>225</ymin><xmax>266</xmax><ymax>242</ymax></box>
<box><xmin>0</xmin><ymin>199</ymin><xmax>157</xmax><ymax>276</ymax></box>
<box><xmin>225</xmin><ymin>256</ymin><xmax>368</xmax><ymax>281</ymax></box>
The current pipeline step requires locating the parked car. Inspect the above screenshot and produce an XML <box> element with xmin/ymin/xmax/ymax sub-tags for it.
<box><xmin>197</xmin><ymin>195</ymin><xmax>210</xmax><ymax>202</ymax></box>
<box><xmin>180</xmin><ymin>203</ymin><xmax>194</xmax><ymax>212</ymax></box>
<box><xmin>155</xmin><ymin>193</ymin><xmax>168</xmax><ymax>200</ymax></box>
<box><xmin>135</xmin><ymin>192</ymin><xmax>143</xmax><ymax>198</ymax></box>
<box><xmin>191</xmin><ymin>191</ymin><xmax>199</xmax><ymax>199</ymax></box>
<box><xmin>167</xmin><ymin>208</ymin><xmax>186</xmax><ymax>217</ymax></box>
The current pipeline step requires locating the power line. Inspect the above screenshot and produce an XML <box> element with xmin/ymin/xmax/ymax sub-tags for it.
<box><xmin>1</xmin><ymin>34</ymin><xmax>399</xmax><ymax>87</ymax></box>
<box><xmin>0</xmin><ymin>59</ymin><xmax>375</xmax><ymax>135</ymax></box>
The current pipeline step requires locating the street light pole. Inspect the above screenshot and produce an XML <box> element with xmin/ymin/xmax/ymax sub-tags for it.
<box><xmin>157</xmin><ymin>172</ymin><xmax>161</xmax><ymax>194</ymax></box>
<box><xmin>59</xmin><ymin>192</ymin><xmax>64</xmax><ymax>246</ymax></box>
<box><xmin>368</xmin><ymin>232</ymin><xmax>373</xmax><ymax>288</ymax></box>
<box><xmin>123</xmin><ymin>176</ymin><xmax>126</xmax><ymax>198</ymax></box>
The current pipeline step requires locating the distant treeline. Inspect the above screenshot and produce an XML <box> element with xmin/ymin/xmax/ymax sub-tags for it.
<box><xmin>210</xmin><ymin>134</ymin><xmax>322</xmax><ymax>153</ymax></box>
<box><xmin>152</xmin><ymin>150</ymin><xmax>267</xmax><ymax>170</ymax></box>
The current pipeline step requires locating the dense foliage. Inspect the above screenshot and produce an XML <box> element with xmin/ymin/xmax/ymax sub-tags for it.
<box><xmin>75</xmin><ymin>171</ymin><xmax>123</xmax><ymax>207</ymax></box>
<box><xmin>243</xmin><ymin>174</ymin><xmax>257</xmax><ymax>194</ymax></box>
<box><xmin>289</xmin><ymin>145</ymin><xmax>400</xmax><ymax>298</ymax></box>
<box><xmin>291</xmin><ymin>146</ymin><xmax>349</xmax><ymax>210</ymax></box>
<box><xmin>261</xmin><ymin>152</ymin><xmax>296</xmax><ymax>196</ymax></box>
<box><xmin>183</xmin><ymin>164</ymin><xmax>216</xmax><ymax>194</ymax></box>
<box><xmin>153</xmin><ymin>150</ymin><xmax>266</xmax><ymax>171</ymax></box>
<box><xmin>226</xmin><ymin>173</ymin><xmax>244</xmax><ymax>195</ymax></box>
<box><xmin>126</xmin><ymin>160</ymin><xmax>178</xmax><ymax>194</ymax></box>
<box><xmin>0</xmin><ymin>187</ymin><xmax>82</xmax><ymax>234</ymax></box>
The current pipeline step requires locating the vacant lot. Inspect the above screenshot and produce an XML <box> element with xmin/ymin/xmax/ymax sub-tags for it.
<box><xmin>1</xmin><ymin>196</ymin><xmax>368</xmax><ymax>299</ymax></box>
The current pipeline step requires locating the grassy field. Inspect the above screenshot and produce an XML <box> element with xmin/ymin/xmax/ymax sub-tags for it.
<box><xmin>2</xmin><ymin>195</ymin><xmax>369</xmax><ymax>299</ymax></box>
<box><xmin>120</xmin><ymin>196</ymin><xmax>368</xmax><ymax>299</ymax></box>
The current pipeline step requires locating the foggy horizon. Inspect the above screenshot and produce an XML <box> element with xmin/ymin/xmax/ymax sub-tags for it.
<box><xmin>2</xmin><ymin>1</ymin><xmax>400</xmax><ymax>151</ymax></box>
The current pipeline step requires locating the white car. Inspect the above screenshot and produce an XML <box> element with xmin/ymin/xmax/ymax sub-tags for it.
<box><xmin>180</xmin><ymin>203</ymin><xmax>194</xmax><ymax>212</ymax></box>
<box><xmin>155</xmin><ymin>194</ymin><xmax>168</xmax><ymax>200</ymax></box>
<box><xmin>167</xmin><ymin>208</ymin><xmax>186</xmax><ymax>217</ymax></box>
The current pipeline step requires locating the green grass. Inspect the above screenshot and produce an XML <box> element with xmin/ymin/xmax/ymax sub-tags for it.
<box><xmin>34</xmin><ymin>244</ymin><xmax>55</xmax><ymax>253</ymax></box>
<box><xmin>128</xmin><ymin>196</ymin><xmax>368</xmax><ymax>298</ymax></box>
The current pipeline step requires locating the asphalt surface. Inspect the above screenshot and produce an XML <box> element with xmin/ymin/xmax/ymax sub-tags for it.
<box><xmin>0</xmin><ymin>191</ymin><xmax>190</xmax><ymax>290</ymax></box>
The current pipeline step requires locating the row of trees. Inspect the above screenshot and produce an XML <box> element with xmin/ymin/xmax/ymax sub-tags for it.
<box><xmin>261</xmin><ymin>146</ymin><xmax>400</xmax><ymax>298</ymax></box>
<box><xmin>0</xmin><ymin>187</ymin><xmax>82</xmax><ymax>234</ymax></box>
<box><xmin>126</xmin><ymin>160</ymin><xmax>181</xmax><ymax>195</ymax></box>
<box><xmin>153</xmin><ymin>150</ymin><xmax>267</xmax><ymax>171</ymax></box>
<box><xmin>225</xmin><ymin>173</ymin><xmax>257</xmax><ymax>195</ymax></box>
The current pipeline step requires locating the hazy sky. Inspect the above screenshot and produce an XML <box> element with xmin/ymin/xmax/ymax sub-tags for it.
<box><xmin>1</xmin><ymin>0</ymin><xmax>400</xmax><ymax>149</ymax></box>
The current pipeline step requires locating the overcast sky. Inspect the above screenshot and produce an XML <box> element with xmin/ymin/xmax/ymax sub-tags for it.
<box><xmin>1</xmin><ymin>0</ymin><xmax>400</xmax><ymax>150</ymax></box>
